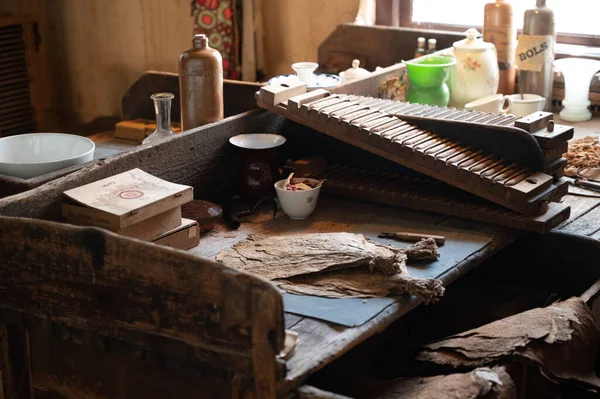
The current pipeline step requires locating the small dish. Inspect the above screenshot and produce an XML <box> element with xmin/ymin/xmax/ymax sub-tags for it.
<box><xmin>274</xmin><ymin>177</ymin><xmax>322</xmax><ymax>220</ymax></box>
<box><xmin>268</xmin><ymin>73</ymin><xmax>342</xmax><ymax>90</ymax></box>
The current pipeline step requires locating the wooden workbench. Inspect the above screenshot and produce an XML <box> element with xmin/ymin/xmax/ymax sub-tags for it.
<box><xmin>190</xmin><ymin>195</ymin><xmax>520</xmax><ymax>393</ymax></box>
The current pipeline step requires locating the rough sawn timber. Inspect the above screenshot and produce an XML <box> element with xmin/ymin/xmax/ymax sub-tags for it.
<box><xmin>0</xmin><ymin>216</ymin><xmax>285</xmax><ymax>398</ymax></box>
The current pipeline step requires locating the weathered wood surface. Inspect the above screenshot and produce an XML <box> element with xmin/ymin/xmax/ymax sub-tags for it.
<box><xmin>0</xmin><ymin>325</ymin><xmax>34</xmax><ymax>399</ymax></box>
<box><xmin>309</xmin><ymin>366</ymin><xmax>516</xmax><ymax>399</ymax></box>
<box><xmin>0</xmin><ymin>216</ymin><xmax>285</xmax><ymax>398</ymax></box>
<box><xmin>558</xmin><ymin>189</ymin><xmax>600</xmax><ymax>238</ymax></box>
<box><xmin>188</xmin><ymin>196</ymin><xmax>519</xmax><ymax>394</ymax></box>
<box><xmin>289</xmin><ymin>385</ymin><xmax>352</xmax><ymax>399</ymax></box>
<box><xmin>0</xmin><ymin>110</ymin><xmax>285</xmax><ymax>220</ymax></box>
<box><xmin>318</xmin><ymin>24</ymin><xmax>462</xmax><ymax>74</ymax></box>
<box><xmin>121</xmin><ymin>71</ymin><xmax>263</xmax><ymax>122</ymax></box>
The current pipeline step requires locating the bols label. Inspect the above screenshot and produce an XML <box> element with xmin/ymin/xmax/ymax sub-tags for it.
<box><xmin>515</xmin><ymin>34</ymin><xmax>554</xmax><ymax>72</ymax></box>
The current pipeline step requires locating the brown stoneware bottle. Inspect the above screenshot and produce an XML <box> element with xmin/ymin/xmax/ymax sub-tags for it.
<box><xmin>179</xmin><ymin>34</ymin><xmax>224</xmax><ymax>131</ymax></box>
<box><xmin>484</xmin><ymin>0</ymin><xmax>517</xmax><ymax>95</ymax></box>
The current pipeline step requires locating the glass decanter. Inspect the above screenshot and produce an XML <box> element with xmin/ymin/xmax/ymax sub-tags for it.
<box><xmin>142</xmin><ymin>92</ymin><xmax>175</xmax><ymax>144</ymax></box>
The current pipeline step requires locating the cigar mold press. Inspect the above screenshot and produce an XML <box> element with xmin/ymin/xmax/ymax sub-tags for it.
<box><xmin>255</xmin><ymin>82</ymin><xmax>573</xmax><ymax>232</ymax></box>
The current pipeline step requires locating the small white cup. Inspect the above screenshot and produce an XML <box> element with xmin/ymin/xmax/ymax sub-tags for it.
<box><xmin>274</xmin><ymin>178</ymin><xmax>322</xmax><ymax>220</ymax></box>
<box><xmin>464</xmin><ymin>94</ymin><xmax>512</xmax><ymax>114</ymax></box>
<box><xmin>507</xmin><ymin>94</ymin><xmax>546</xmax><ymax>118</ymax></box>
<box><xmin>291</xmin><ymin>62</ymin><xmax>318</xmax><ymax>85</ymax></box>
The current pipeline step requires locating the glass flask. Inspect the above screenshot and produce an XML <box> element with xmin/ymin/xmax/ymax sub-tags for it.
<box><xmin>142</xmin><ymin>92</ymin><xmax>175</xmax><ymax>144</ymax></box>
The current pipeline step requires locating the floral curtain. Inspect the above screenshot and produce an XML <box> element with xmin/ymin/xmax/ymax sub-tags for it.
<box><xmin>191</xmin><ymin>0</ymin><xmax>241</xmax><ymax>79</ymax></box>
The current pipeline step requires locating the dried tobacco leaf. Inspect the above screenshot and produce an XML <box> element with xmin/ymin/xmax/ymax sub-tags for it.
<box><xmin>216</xmin><ymin>233</ymin><xmax>444</xmax><ymax>303</ymax></box>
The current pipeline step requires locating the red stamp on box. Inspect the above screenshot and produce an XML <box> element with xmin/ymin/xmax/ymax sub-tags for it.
<box><xmin>119</xmin><ymin>190</ymin><xmax>144</xmax><ymax>199</ymax></box>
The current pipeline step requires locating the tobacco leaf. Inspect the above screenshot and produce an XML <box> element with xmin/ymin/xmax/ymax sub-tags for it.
<box><xmin>417</xmin><ymin>298</ymin><xmax>600</xmax><ymax>392</ymax></box>
<box><xmin>216</xmin><ymin>233</ymin><xmax>444</xmax><ymax>303</ymax></box>
<box><xmin>333</xmin><ymin>366</ymin><xmax>516</xmax><ymax>399</ymax></box>
<box><xmin>276</xmin><ymin>268</ymin><xmax>444</xmax><ymax>304</ymax></box>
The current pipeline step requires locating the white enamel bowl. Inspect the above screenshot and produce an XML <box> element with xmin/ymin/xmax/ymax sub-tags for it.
<box><xmin>274</xmin><ymin>178</ymin><xmax>322</xmax><ymax>220</ymax></box>
<box><xmin>0</xmin><ymin>133</ymin><xmax>95</xmax><ymax>179</ymax></box>
<box><xmin>229</xmin><ymin>133</ymin><xmax>286</xmax><ymax>149</ymax></box>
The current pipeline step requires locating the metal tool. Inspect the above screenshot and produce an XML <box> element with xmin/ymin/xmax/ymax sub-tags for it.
<box><xmin>223</xmin><ymin>196</ymin><xmax>277</xmax><ymax>230</ymax></box>
<box><xmin>378</xmin><ymin>231</ymin><xmax>446</xmax><ymax>246</ymax></box>
<box><xmin>574</xmin><ymin>178</ymin><xmax>600</xmax><ymax>193</ymax></box>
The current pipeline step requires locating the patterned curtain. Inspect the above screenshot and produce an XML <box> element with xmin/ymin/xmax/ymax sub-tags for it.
<box><xmin>191</xmin><ymin>0</ymin><xmax>241</xmax><ymax>80</ymax></box>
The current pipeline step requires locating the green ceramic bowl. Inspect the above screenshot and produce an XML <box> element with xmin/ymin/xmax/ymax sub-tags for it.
<box><xmin>403</xmin><ymin>56</ymin><xmax>456</xmax><ymax>88</ymax></box>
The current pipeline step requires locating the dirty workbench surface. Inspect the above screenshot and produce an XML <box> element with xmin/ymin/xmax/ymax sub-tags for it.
<box><xmin>188</xmin><ymin>195</ymin><xmax>519</xmax><ymax>392</ymax></box>
<box><xmin>554</xmin><ymin>115</ymin><xmax>600</xmax><ymax>239</ymax></box>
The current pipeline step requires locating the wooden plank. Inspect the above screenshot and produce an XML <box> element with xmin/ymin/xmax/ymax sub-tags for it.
<box><xmin>0</xmin><ymin>325</ymin><xmax>33</xmax><ymax>399</ymax></box>
<box><xmin>0</xmin><ymin>110</ymin><xmax>279</xmax><ymax>219</ymax></box>
<box><xmin>558</xmin><ymin>204</ymin><xmax>600</xmax><ymax>236</ymax></box>
<box><xmin>560</xmin><ymin>194</ymin><xmax>600</xmax><ymax>225</ymax></box>
<box><xmin>252</xmin><ymin>288</ymin><xmax>284</xmax><ymax>399</ymax></box>
<box><xmin>285</xmin><ymin>314</ymin><xmax>304</xmax><ymax>330</ymax></box>
<box><xmin>0</xmin><ymin>216</ymin><xmax>284</xmax><ymax>382</ymax></box>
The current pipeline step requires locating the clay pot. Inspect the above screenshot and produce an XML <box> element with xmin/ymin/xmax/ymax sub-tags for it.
<box><xmin>229</xmin><ymin>134</ymin><xmax>286</xmax><ymax>201</ymax></box>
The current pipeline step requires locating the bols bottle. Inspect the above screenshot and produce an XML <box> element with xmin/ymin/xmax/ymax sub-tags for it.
<box><xmin>179</xmin><ymin>34</ymin><xmax>224</xmax><ymax>131</ymax></box>
<box><xmin>517</xmin><ymin>0</ymin><xmax>555</xmax><ymax>111</ymax></box>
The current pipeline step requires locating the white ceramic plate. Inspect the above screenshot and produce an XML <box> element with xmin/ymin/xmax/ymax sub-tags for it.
<box><xmin>268</xmin><ymin>73</ymin><xmax>342</xmax><ymax>90</ymax></box>
<box><xmin>0</xmin><ymin>133</ymin><xmax>95</xmax><ymax>179</ymax></box>
<box><xmin>229</xmin><ymin>134</ymin><xmax>286</xmax><ymax>150</ymax></box>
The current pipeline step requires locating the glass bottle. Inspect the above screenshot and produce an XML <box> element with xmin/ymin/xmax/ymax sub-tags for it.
<box><xmin>142</xmin><ymin>93</ymin><xmax>175</xmax><ymax>144</ymax></box>
<box><xmin>518</xmin><ymin>0</ymin><xmax>555</xmax><ymax>111</ymax></box>
<box><xmin>414</xmin><ymin>37</ymin><xmax>426</xmax><ymax>59</ymax></box>
<box><xmin>426</xmin><ymin>38</ymin><xmax>437</xmax><ymax>54</ymax></box>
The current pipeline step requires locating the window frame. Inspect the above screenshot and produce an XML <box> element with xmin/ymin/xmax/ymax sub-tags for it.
<box><xmin>380</xmin><ymin>0</ymin><xmax>600</xmax><ymax>48</ymax></box>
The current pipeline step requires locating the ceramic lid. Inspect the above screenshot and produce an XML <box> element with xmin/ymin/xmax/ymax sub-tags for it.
<box><xmin>341</xmin><ymin>59</ymin><xmax>371</xmax><ymax>80</ymax></box>
<box><xmin>453</xmin><ymin>28</ymin><xmax>495</xmax><ymax>52</ymax></box>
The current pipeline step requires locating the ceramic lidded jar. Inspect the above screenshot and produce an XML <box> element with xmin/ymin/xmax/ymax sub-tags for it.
<box><xmin>449</xmin><ymin>28</ymin><xmax>500</xmax><ymax>108</ymax></box>
<box><xmin>339</xmin><ymin>59</ymin><xmax>371</xmax><ymax>84</ymax></box>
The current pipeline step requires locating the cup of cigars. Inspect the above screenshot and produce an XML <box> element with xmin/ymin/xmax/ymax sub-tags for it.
<box><xmin>274</xmin><ymin>173</ymin><xmax>325</xmax><ymax>219</ymax></box>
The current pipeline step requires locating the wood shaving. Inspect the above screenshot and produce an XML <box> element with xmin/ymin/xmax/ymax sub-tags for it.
<box><xmin>565</xmin><ymin>136</ymin><xmax>600</xmax><ymax>177</ymax></box>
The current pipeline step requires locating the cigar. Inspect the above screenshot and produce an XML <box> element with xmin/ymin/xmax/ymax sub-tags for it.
<box><xmin>378</xmin><ymin>231</ymin><xmax>446</xmax><ymax>246</ymax></box>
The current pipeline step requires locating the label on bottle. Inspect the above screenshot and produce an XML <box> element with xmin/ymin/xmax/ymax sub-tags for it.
<box><xmin>515</xmin><ymin>34</ymin><xmax>554</xmax><ymax>72</ymax></box>
<box><xmin>483</xmin><ymin>25</ymin><xmax>516</xmax><ymax>70</ymax></box>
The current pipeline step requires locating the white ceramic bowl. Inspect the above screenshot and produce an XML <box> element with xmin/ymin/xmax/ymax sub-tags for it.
<box><xmin>275</xmin><ymin>178</ymin><xmax>322</xmax><ymax>220</ymax></box>
<box><xmin>0</xmin><ymin>133</ymin><xmax>95</xmax><ymax>179</ymax></box>
<box><xmin>229</xmin><ymin>133</ymin><xmax>286</xmax><ymax>149</ymax></box>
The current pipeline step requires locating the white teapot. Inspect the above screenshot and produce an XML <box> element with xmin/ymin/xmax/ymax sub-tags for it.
<box><xmin>339</xmin><ymin>59</ymin><xmax>371</xmax><ymax>84</ymax></box>
<box><xmin>449</xmin><ymin>28</ymin><xmax>499</xmax><ymax>108</ymax></box>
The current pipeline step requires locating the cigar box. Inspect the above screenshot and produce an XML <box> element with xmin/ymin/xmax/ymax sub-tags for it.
<box><xmin>66</xmin><ymin>206</ymin><xmax>182</xmax><ymax>241</ymax></box>
<box><xmin>61</xmin><ymin>168</ymin><xmax>193</xmax><ymax>231</ymax></box>
<box><xmin>152</xmin><ymin>218</ymin><xmax>200</xmax><ymax>250</ymax></box>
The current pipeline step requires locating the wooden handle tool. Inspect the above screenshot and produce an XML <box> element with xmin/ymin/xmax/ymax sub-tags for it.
<box><xmin>575</xmin><ymin>178</ymin><xmax>600</xmax><ymax>193</ymax></box>
<box><xmin>378</xmin><ymin>231</ymin><xmax>446</xmax><ymax>246</ymax></box>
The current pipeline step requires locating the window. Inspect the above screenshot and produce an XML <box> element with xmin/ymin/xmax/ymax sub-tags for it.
<box><xmin>388</xmin><ymin>0</ymin><xmax>600</xmax><ymax>47</ymax></box>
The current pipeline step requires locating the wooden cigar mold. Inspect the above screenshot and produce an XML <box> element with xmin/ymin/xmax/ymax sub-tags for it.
<box><xmin>256</xmin><ymin>82</ymin><xmax>573</xmax><ymax>217</ymax></box>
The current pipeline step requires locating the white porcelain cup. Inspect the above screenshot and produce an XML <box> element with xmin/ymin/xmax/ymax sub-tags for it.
<box><xmin>464</xmin><ymin>94</ymin><xmax>512</xmax><ymax>114</ymax></box>
<box><xmin>507</xmin><ymin>94</ymin><xmax>546</xmax><ymax>118</ymax></box>
<box><xmin>274</xmin><ymin>178</ymin><xmax>322</xmax><ymax>220</ymax></box>
<box><xmin>291</xmin><ymin>62</ymin><xmax>318</xmax><ymax>85</ymax></box>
